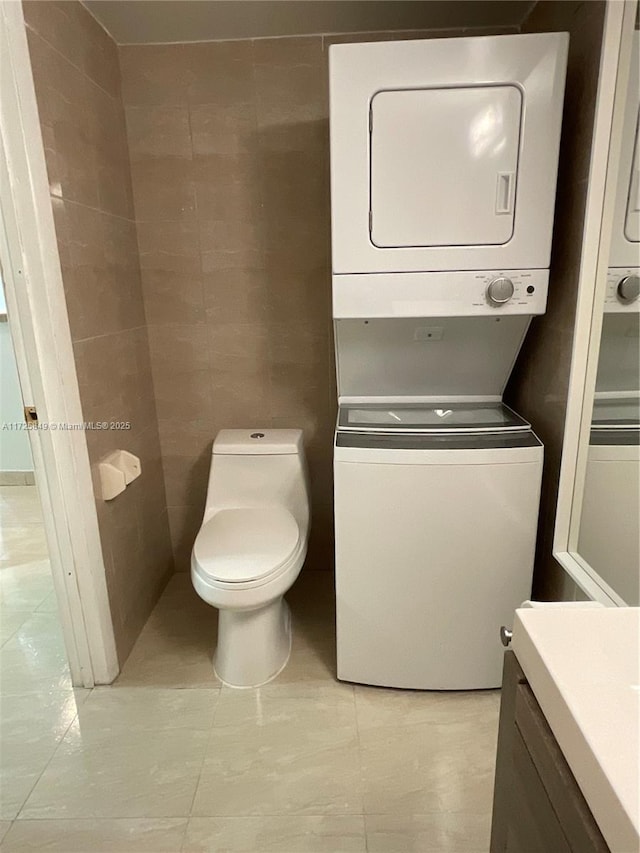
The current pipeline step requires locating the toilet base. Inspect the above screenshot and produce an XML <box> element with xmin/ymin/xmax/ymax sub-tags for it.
<box><xmin>213</xmin><ymin>597</ymin><xmax>292</xmax><ymax>688</ymax></box>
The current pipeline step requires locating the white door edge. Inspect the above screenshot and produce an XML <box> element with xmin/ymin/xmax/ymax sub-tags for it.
<box><xmin>0</xmin><ymin>1</ymin><xmax>119</xmax><ymax>686</ymax></box>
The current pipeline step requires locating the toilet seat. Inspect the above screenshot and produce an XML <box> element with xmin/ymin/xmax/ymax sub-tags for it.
<box><xmin>193</xmin><ymin>507</ymin><xmax>300</xmax><ymax>584</ymax></box>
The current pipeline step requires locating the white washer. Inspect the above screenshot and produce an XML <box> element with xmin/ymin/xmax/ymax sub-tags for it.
<box><xmin>334</xmin><ymin>403</ymin><xmax>542</xmax><ymax>690</ymax></box>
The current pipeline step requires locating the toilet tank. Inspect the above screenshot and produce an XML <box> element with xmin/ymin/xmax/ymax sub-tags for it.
<box><xmin>204</xmin><ymin>430</ymin><xmax>310</xmax><ymax>532</ymax></box>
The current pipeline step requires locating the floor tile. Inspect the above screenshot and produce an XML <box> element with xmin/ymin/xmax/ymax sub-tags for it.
<box><xmin>20</xmin><ymin>726</ymin><xmax>210</xmax><ymax>819</ymax></box>
<box><xmin>356</xmin><ymin>689</ymin><xmax>499</xmax><ymax>815</ymax></box>
<box><xmin>0</xmin><ymin>534</ymin><xmax>502</xmax><ymax>838</ymax></box>
<box><xmin>355</xmin><ymin>685</ymin><xmax>500</xmax><ymax>731</ymax></box>
<box><xmin>0</xmin><ymin>690</ymin><xmax>87</xmax><ymax>819</ymax></box>
<box><xmin>0</xmin><ymin>558</ymin><xmax>50</xmax><ymax>577</ymax></box>
<box><xmin>0</xmin><ymin>486</ymin><xmax>75</xmax><ymax>820</ymax></box>
<box><xmin>7</xmin><ymin>611</ymin><xmax>63</xmax><ymax>644</ymax></box>
<box><xmin>192</xmin><ymin>690</ymin><xmax>362</xmax><ymax>816</ymax></box>
<box><xmin>0</xmin><ymin>486</ymin><xmax>44</xmax><ymax>526</ymax></box>
<box><xmin>0</xmin><ymin>736</ymin><xmax>58</xmax><ymax>820</ymax></box>
<box><xmin>183</xmin><ymin>816</ymin><xmax>366</xmax><ymax>852</ymax></box>
<box><xmin>1</xmin><ymin>688</ymin><xmax>86</xmax><ymax>744</ymax></box>
<box><xmin>0</xmin><ymin>559</ymin><xmax>54</xmax><ymax>612</ymax></box>
<box><xmin>0</xmin><ymin>613</ymin><xmax>71</xmax><ymax>694</ymax></box>
<box><xmin>0</xmin><ymin>611</ymin><xmax>31</xmax><ymax>646</ymax></box>
<box><xmin>0</xmin><ymin>821</ymin><xmax>12</xmax><ymax>844</ymax></box>
<box><xmin>77</xmin><ymin>686</ymin><xmax>219</xmax><ymax>732</ymax></box>
<box><xmin>0</xmin><ymin>818</ymin><xmax>187</xmax><ymax>851</ymax></box>
<box><xmin>34</xmin><ymin>591</ymin><xmax>59</xmax><ymax>613</ymax></box>
<box><xmin>116</xmin><ymin>575</ymin><xmax>220</xmax><ymax>688</ymax></box>
<box><xmin>0</xmin><ymin>526</ymin><xmax>49</xmax><ymax>563</ymax></box>
<box><xmin>365</xmin><ymin>812</ymin><xmax>492</xmax><ymax>852</ymax></box>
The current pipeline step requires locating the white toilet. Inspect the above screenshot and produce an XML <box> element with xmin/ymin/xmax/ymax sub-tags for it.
<box><xmin>191</xmin><ymin>429</ymin><xmax>310</xmax><ymax>688</ymax></box>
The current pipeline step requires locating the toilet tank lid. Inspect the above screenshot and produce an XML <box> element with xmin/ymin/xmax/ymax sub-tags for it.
<box><xmin>213</xmin><ymin>429</ymin><xmax>304</xmax><ymax>455</ymax></box>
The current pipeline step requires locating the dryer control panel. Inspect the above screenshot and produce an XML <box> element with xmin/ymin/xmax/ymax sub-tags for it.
<box><xmin>332</xmin><ymin>269</ymin><xmax>548</xmax><ymax>318</ymax></box>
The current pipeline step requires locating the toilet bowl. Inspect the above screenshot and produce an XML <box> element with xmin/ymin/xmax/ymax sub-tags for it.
<box><xmin>191</xmin><ymin>429</ymin><xmax>310</xmax><ymax>688</ymax></box>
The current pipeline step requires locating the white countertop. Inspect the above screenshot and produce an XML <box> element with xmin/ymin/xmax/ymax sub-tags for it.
<box><xmin>512</xmin><ymin>606</ymin><xmax>640</xmax><ymax>853</ymax></box>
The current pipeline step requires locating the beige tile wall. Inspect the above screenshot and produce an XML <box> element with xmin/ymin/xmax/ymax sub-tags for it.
<box><xmin>505</xmin><ymin>1</ymin><xmax>606</xmax><ymax>600</ymax></box>
<box><xmin>23</xmin><ymin>1</ymin><xmax>174</xmax><ymax>663</ymax></box>
<box><xmin>118</xmin><ymin>36</ymin><xmax>332</xmax><ymax>572</ymax></box>
<box><xmin>120</xmin><ymin>25</ymin><xmax>518</xmax><ymax>572</ymax></box>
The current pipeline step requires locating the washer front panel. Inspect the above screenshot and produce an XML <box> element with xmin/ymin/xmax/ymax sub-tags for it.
<box><xmin>329</xmin><ymin>32</ymin><xmax>568</xmax><ymax>273</ymax></box>
<box><xmin>334</xmin><ymin>443</ymin><xmax>543</xmax><ymax>689</ymax></box>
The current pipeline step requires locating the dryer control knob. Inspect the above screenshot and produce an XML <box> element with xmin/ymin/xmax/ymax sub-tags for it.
<box><xmin>617</xmin><ymin>274</ymin><xmax>640</xmax><ymax>304</ymax></box>
<box><xmin>487</xmin><ymin>277</ymin><xmax>515</xmax><ymax>305</ymax></box>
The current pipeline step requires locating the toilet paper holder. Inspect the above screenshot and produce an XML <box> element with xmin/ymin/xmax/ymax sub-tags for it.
<box><xmin>98</xmin><ymin>450</ymin><xmax>141</xmax><ymax>501</ymax></box>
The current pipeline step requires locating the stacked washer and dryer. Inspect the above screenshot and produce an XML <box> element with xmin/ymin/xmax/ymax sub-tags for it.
<box><xmin>328</xmin><ymin>33</ymin><xmax>569</xmax><ymax>690</ymax></box>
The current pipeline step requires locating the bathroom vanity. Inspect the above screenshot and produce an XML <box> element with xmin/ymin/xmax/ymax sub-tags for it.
<box><xmin>491</xmin><ymin>608</ymin><xmax>640</xmax><ymax>853</ymax></box>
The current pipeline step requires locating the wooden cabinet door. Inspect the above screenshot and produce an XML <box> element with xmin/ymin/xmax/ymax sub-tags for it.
<box><xmin>491</xmin><ymin>651</ymin><xmax>610</xmax><ymax>853</ymax></box>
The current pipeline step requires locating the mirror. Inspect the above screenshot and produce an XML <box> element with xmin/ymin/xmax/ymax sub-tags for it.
<box><xmin>577</xmin><ymin>26</ymin><xmax>640</xmax><ymax>605</ymax></box>
<box><xmin>554</xmin><ymin>3</ymin><xmax>639</xmax><ymax>606</ymax></box>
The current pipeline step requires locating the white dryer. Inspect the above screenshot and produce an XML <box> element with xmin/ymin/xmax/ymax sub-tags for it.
<box><xmin>329</xmin><ymin>32</ymin><xmax>568</xmax><ymax>278</ymax></box>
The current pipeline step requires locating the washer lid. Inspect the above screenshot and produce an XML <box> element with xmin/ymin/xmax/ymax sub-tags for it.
<box><xmin>338</xmin><ymin>401</ymin><xmax>530</xmax><ymax>434</ymax></box>
<box><xmin>193</xmin><ymin>508</ymin><xmax>300</xmax><ymax>583</ymax></box>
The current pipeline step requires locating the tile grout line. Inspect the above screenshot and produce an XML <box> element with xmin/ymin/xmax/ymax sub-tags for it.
<box><xmin>72</xmin><ymin>325</ymin><xmax>148</xmax><ymax>345</ymax></box>
<box><xmin>24</xmin><ymin>22</ymin><xmax>119</xmax><ymax>104</ymax></box>
<box><xmin>247</xmin><ymin>38</ymin><xmax>276</xmax><ymax>424</ymax></box>
<box><xmin>184</xmin><ymin>687</ymin><xmax>222</xmax><ymax>827</ymax></box>
<box><xmin>53</xmin><ymin>196</ymin><xmax>137</xmax><ymax>227</ymax></box>
<box><xmin>12</xmin><ymin>689</ymin><xmax>92</xmax><ymax>822</ymax></box>
<box><xmin>351</xmin><ymin>684</ymin><xmax>371</xmax><ymax>851</ymax></box>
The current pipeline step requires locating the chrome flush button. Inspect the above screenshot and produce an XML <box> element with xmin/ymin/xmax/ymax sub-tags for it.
<box><xmin>487</xmin><ymin>277</ymin><xmax>515</xmax><ymax>305</ymax></box>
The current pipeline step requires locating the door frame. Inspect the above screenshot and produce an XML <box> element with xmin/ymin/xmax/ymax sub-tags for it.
<box><xmin>0</xmin><ymin>0</ymin><xmax>118</xmax><ymax>685</ymax></box>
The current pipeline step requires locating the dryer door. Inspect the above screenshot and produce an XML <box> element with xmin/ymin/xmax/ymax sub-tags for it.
<box><xmin>370</xmin><ymin>86</ymin><xmax>521</xmax><ymax>249</ymax></box>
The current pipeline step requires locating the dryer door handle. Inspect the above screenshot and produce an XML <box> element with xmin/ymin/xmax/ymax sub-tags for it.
<box><xmin>495</xmin><ymin>172</ymin><xmax>515</xmax><ymax>215</ymax></box>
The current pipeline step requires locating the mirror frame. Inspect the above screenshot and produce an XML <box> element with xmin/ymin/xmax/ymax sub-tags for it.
<box><xmin>554</xmin><ymin>0</ymin><xmax>638</xmax><ymax>606</ymax></box>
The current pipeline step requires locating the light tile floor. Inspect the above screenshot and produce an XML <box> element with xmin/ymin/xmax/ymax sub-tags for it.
<box><xmin>0</xmin><ymin>486</ymin><xmax>500</xmax><ymax>852</ymax></box>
